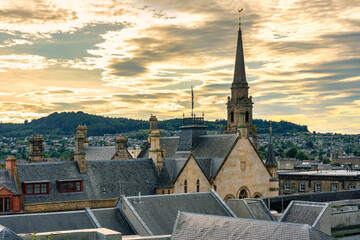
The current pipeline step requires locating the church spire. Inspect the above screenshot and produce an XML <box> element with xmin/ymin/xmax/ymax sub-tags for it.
<box><xmin>233</xmin><ymin>8</ymin><xmax>247</xmax><ymax>86</ymax></box>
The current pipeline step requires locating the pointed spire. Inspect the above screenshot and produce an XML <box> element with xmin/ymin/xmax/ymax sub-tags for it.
<box><xmin>233</xmin><ymin>10</ymin><xmax>247</xmax><ymax>85</ymax></box>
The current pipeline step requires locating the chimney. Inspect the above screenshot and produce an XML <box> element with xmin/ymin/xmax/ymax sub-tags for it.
<box><xmin>149</xmin><ymin>114</ymin><xmax>158</xmax><ymax>131</ymax></box>
<box><xmin>77</xmin><ymin>125</ymin><xmax>89</xmax><ymax>147</ymax></box>
<box><xmin>74</xmin><ymin>130</ymin><xmax>86</xmax><ymax>173</ymax></box>
<box><xmin>29</xmin><ymin>135</ymin><xmax>45</xmax><ymax>162</ymax></box>
<box><xmin>5</xmin><ymin>155</ymin><xmax>16</xmax><ymax>178</ymax></box>
<box><xmin>237</xmin><ymin>108</ymin><xmax>247</xmax><ymax>138</ymax></box>
<box><xmin>112</xmin><ymin>136</ymin><xmax>132</xmax><ymax>160</ymax></box>
<box><xmin>116</xmin><ymin>136</ymin><xmax>127</xmax><ymax>151</ymax></box>
<box><xmin>148</xmin><ymin>115</ymin><xmax>163</xmax><ymax>172</ymax></box>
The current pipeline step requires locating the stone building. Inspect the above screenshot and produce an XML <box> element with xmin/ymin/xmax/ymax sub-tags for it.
<box><xmin>29</xmin><ymin>135</ymin><xmax>45</xmax><ymax>162</ymax></box>
<box><xmin>138</xmin><ymin>20</ymin><xmax>278</xmax><ymax>200</ymax></box>
<box><xmin>279</xmin><ymin>170</ymin><xmax>360</xmax><ymax>195</ymax></box>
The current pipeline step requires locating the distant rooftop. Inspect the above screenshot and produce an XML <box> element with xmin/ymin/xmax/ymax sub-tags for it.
<box><xmin>279</xmin><ymin>170</ymin><xmax>360</xmax><ymax>177</ymax></box>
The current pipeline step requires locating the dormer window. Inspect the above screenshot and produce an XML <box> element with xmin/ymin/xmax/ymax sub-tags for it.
<box><xmin>57</xmin><ymin>179</ymin><xmax>83</xmax><ymax>193</ymax></box>
<box><xmin>24</xmin><ymin>181</ymin><xmax>50</xmax><ymax>195</ymax></box>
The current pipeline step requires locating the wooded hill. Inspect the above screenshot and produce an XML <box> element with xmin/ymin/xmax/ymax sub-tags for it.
<box><xmin>0</xmin><ymin>111</ymin><xmax>308</xmax><ymax>137</ymax></box>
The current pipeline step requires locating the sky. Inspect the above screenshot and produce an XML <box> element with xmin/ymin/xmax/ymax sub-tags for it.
<box><xmin>0</xmin><ymin>0</ymin><xmax>359</xmax><ymax>134</ymax></box>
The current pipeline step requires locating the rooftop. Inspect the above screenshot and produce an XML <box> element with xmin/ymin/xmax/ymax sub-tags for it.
<box><xmin>279</xmin><ymin>170</ymin><xmax>360</xmax><ymax>177</ymax></box>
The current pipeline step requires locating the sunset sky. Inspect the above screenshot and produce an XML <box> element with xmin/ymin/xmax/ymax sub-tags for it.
<box><xmin>0</xmin><ymin>0</ymin><xmax>359</xmax><ymax>133</ymax></box>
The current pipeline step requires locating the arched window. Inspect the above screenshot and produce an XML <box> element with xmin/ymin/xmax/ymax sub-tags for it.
<box><xmin>245</xmin><ymin>111</ymin><xmax>249</xmax><ymax>122</ymax></box>
<box><xmin>196</xmin><ymin>179</ymin><xmax>200</xmax><ymax>192</ymax></box>
<box><xmin>252</xmin><ymin>192</ymin><xmax>263</xmax><ymax>198</ymax></box>
<box><xmin>237</xmin><ymin>187</ymin><xmax>249</xmax><ymax>199</ymax></box>
<box><xmin>231</xmin><ymin>111</ymin><xmax>234</xmax><ymax>122</ymax></box>
<box><xmin>224</xmin><ymin>194</ymin><xmax>235</xmax><ymax>202</ymax></box>
<box><xmin>184</xmin><ymin>180</ymin><xmax>187</xmax><ymax>193</ymax></box>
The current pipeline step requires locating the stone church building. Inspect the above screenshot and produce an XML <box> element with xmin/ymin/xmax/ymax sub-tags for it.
<box><xmin>138</xmin><ymin>24</ymin><xmax>278</xmax><ymax>200</ymax></box>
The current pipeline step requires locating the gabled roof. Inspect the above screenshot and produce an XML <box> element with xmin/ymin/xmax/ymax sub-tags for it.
<box><xmin>279</xmin><ymin>201</ymin><xmax>329</xmax><ymax>227</ymax></box>
<box><xmin>84</xmin><ymin>146</ymin><xmax>116</xmax><ymax>160</ymax></box>
<box><xmin>0</xmin><ymin>208</ymin><xmax>135</xmax><ymax>235</ymax></box>
<box><xmin>120</xmin><ymin>190</ymin><xmax>235</xmax><ymax>236</ymax></box>
<box><xmin>16</xmin><ymin>159</ymin><xmax>158</xmax><ymax>204</ymax></box>
<box><xmin>226</xmin><ymin>199</ymin><xmax>275</xmax><ymax>221</ymax></box>
<box><xmin>0</xmin><ymin>170</ymin><xmax>19</xmax><ymax>195</ymax></box>
<box><xmin>142</xmin><ymin>134</ymin><xmax>238</xmax><ymax>185</ymax></box>
<box><xmin>156</xmin><ymin>161</ymin><xmax>173</xmax><ymax>188</ymax></box>
<box><xmin>0</xmin><ymin>224</ymin><xmax>23</xmax><ymax>240</ymax></box>
<box><xmin>171</xmin><ymin>212</ymin><xmax>336</xmax><ymax>240</ymax></box>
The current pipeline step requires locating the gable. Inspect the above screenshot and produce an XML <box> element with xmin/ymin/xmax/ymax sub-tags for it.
<box><xmin>0</xmin><ymin>187</ymin><xmax>13</xmax><ymax>195</ymax></box>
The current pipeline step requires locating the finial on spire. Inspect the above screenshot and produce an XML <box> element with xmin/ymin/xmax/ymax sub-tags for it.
<box><xmin>238</xmin><ymin>8</ymin><xmax>243</xmax><ymax>29</ymax></box>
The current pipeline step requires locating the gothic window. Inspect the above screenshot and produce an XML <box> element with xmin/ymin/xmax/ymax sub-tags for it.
<box><xmin>252</xmin><ymin>192</ymin><xmax>263</xmax><ymax>198</ymax></box>
<box><xmin>245</xmin><ymin>111</ymin><xmax>249</xmax><ymax>122</ymax></box>
<box><xmin>184</xmin><ymin>180</ymin><xmax>187</xmax><ymax>193</ymax></box>
<box><xmin>196</xmin><ymin>179</ymin><xmax>200</xmax><ymax>192</ymax></box>
<box><xmin>231</xmin><ymin>111</ymin><xmax>234</xmax><ymax>122</ymax></box>
<box><xmin>224</xmin><ymin>194</ymin><xmax>235</xmax><ymax>202</ymax></box>
<box><xmin>239</xmin><ymin>189</ymin><xmax>248</xmax><ymax>199</ymax></box>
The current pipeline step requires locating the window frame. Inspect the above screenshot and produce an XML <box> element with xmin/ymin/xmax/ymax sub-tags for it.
<box><xmin>24</xmin><ymin>182</ymin><xmax>49</xmax><ymax>195</ymax></box>
<box><xmin>184</xmin><ymin>179</ymin><xmax>187</xmax><ymax>193</ymax></box>
<box><xmin>57</xmin><ymin>180</ymin><xmax>83</xmax><ymax>193</ymax></box>
<box><xmin>284</xmin><ymin>182</ymin><xmax>290</xmax><ymax>191</ymax></box>
<box><xmin>299</xmin><ymin>182</ymin><xmax>306</xmax><ymax>192</ymax></box>
<box><xmin>196</xmin><ymin>179</ymin><xmax>200</xmax><ymax>192</ymax></box>
<box><xmin>314</xmin><ymin>183</ymin><xmax>322</xmax><ymax>192</ymax></box>
<box><xmin>331</xmin><ymin>183</ymin><xmax>338</xmax><ymax>192</ymax></box>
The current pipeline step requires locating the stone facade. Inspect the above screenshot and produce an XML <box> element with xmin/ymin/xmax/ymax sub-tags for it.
<box><xmin>214</xmin><ymin>139</ymin><xmax>278</xmax><ymax>199</ymax></box>
<box><xmin>112</xmin><ymin>136</ymin><xmax>132</xmax><ymax>160</ymax></box>
<box><xmin>279</xmin><ymin>171</ymin><xmax>360</xmax><ymax>195</ymax></box>
<box><xmin>24</xmin><ymin>198</ymin><xmax>118</xmax><ymax>213</ymax></box>
<box><xmin>172</xmin><ymin>155</ymin><xmax>211</xmax><ymax>194</ymax></box>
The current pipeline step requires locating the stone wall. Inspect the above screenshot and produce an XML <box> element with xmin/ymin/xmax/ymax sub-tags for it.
<box><xmin>214</xmin><ymin>138</ymin><xmax>278</xmax><ymax>200</ymax></box>
<box><xmin>173</xmin><ymin>156</ymin><xmax>211</xmax><ymax>194</ymax></box>
<box><xmin>24</xmin><ymin>198</ymin><xmax>118</xmax><ymax>213</ymax></box>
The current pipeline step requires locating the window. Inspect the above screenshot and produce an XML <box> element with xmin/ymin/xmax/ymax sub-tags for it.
<box><xmin>349</xmin><ymin>185</ymin><xmax>356</xmax><ymax>190</ymax></box>
<box><xmin>284</xmin><ymin>182</ymin><xmax>290</xmax><ymax>191</ymax></box>
<box><xmin>0</xmin><ymin>198</ymin><xmax>10</xmax><ymax>212</ymax></box>
<box><xmin>315</xmin><ymin>183</ymin><xmax>322</xmax><ymax>192</ymax></box>
<box><xmin>299</xmin><ymin>183</ymin><xmax>306</xmax><ymax>192</ymax></box>
<box><xmin>196</xmin><ymin>179</ymin><xmax>200</xmax><ymax>192</ymax></box>
<box><xmin>184</xmin><ymin>180</ymin><xmax>187</xmax><ymax>193</ymax></box>
<box><xmin>239</xmin><ymin>189</ymin><xmax>248</xmax><ymax>199</ymax></box>
<box><xmin>25</xmin><ymin>182</ymin><xmax>49</xmax><ymax>195</ymax></box>
<box><xmin>101</xmin><ymin>186</ymin><xmax>107</xmax><ymax>193</ymax></box>
<box><xmin>332</xmin><ymin>183</ymin><xmax>338</xmax><ymax>192</ymax></box>
<box><xmin>57</xmin><ymin>180</ymin><xmax>83</xmax><ymax>193</ymax></box>
<box><xmin>168</xmin><ymin>190</ymin><xmax>170</xmax><ymax>194</ymax></box>
<box><xmin>245</xmin><ymin>111</ymin><xmax>249</xmax><ymax>122</ymax></box>
<box><xmin>162</xmin><ymin>190</ymin><xmax>164</xmax><ymax>194</ymax></box>
<box><xmin>230</xmin><ymin>111</ymin><xmax>234</xmax><ymax>123</ymax></box>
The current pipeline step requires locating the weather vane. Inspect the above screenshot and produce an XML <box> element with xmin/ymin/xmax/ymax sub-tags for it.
<box><xmin>238</xmin><ymin>8</ymin><xmax>243</xmax><ymax>28</ymax></box>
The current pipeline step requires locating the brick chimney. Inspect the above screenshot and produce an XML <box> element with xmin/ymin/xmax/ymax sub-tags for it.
<box><xmin>5</xmin><ymin>155</ymin><xmax>16</xmax><ymax>178</ymax></box>
<box><xmin>74</xmin><ymin>130</ymin><xmax>86</xmax><ymax>173</ymax></box>
<box><xmin>77</xmin><ymin>125</ymin><xmax>89</xmax><ymax>147</ymax></box>
<box><xmin>29</xmin><ymin>135</ymin><xmax>45</xmax><ymax>162</ymax></box>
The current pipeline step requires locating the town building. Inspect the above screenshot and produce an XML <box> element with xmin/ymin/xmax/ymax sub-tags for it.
<box><xmin>0</xmin><ymin>156</ymin><xmax>20</xmax><ymax>213</ymax></box>
<box><xmin>279</xmin><ymin>170</ymin><xmax>360</xmax><ymax>195</ymax></box>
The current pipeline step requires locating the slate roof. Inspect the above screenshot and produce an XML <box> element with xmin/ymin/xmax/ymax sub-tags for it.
<box><xmin>0</xmin><ymin>210</ymin><xmax>95</xmax><ymax>234</ymax></box>
<box><xmin>16</xmin><ymin>159</ymin><xmax>158</xmax><ymax>204</ymax></box>
<box><xmin>0</xmin><ymin>207</ymin><xmax>135</xmax><ymax>236</ymax></box>
<box><xmin>0</xmin><ymin>224</ymin><xmax>23</xmax><ymax>240</ymax></box>
<box><xmin>91</xmin><ymin>208</ymin><xmax>135</xmax><ymax>235</ymax></box>
<box><xmin>171</xmin><ymin>212</ymin><xmax>336</xmax><ymax>240</ymax></box>
<box><xmin>121</xmin><ymin>191</ymin><xmax>235</xmax><ymax>235</ymax></box>
<box><xmin>156</xmin><ymin>161</ymin><xmax>173</xmax><ymax>188</ymax></box>
<box><xmin>279</xmin><ymin>201</ymin><xmax>329</xmax><ymax>227</ymax></box>
<box><xmin>0</xmin><ymin>170</ymin><xmax>19</xmax><ymax>195</ymax></box>
<box><xmin>84</xmin><ymin>146</ymin><xmax>116</xmax><ymax>160</ymax></box>
<box><xmin>227</xmin><ymin>199</ymin><xmax>274</xmax><ymax>221</ymax></box>
<box><xmin>139</xmin><ymin>134</ymin><xmax>237</xmax><ymax>182</ymax></box>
